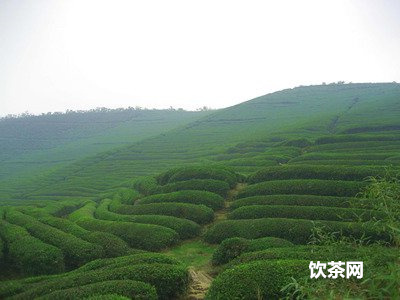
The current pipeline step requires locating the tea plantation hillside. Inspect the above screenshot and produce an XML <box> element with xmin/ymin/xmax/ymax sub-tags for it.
<box><xmin>0</xmin><ymin>83</ymin><xmax>400</xmax><ymax>298</ymax></box>
<box><xmin>0</xmin><ymin>109</ymin><xmax>210</xmax><ymax>201</ymax></box>
<box><xmin>3</xmin><ymin>82</ymin><xmax>400</xmax><ymax>203</ymax></box>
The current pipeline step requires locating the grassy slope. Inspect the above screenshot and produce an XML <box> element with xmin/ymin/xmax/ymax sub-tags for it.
<box><xmin>2</xmin><ymin>82</ymin><xmax>400</xmax><ymax>203</ymax></box>
<box><xmin>0</xmin><ymin>109</ymin><xmax>210</xmax><ymax>201</ymax></box>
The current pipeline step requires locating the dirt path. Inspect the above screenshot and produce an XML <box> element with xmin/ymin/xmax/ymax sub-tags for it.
<box><xmin>185</xmin><ymin>268</ymin><xmax>214</xmax><ymax>300</ymax></box>
<box><xmin>183</xmin><ymin>183</ymin><xmax>247</xmax><ymax>299</ymax></box>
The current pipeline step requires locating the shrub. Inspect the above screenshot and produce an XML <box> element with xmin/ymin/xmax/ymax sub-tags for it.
<box><xmin>212</xmin><ymin>237</ymin><xmax>293</xmax><ymax>265</ymax></box>
<box><xmin>205</xmin><ymin>260</ymin><xmax>309</xmax><ymax>299</ymax></box>
<box><xmin>5</xmin><ymin>210</ymin><xmax>103</xmax><ymax>268</ymax></box>
<box><xmin>0</xmin><ymin>236</ymin><xmax>3</xmax><ymax>265</ymax></box>
<box><xmin>279</xmin><ymin>138</ymin><xmax>312</xmax><ymax>147</ymax></box>
<box><xmin>135</xmin><ymin>190</ymin><xmax>224</xmax><ymax>210</ymax></box>
<box><xmin>0</xmin><ymin>220</ymin><xmax>65</xmax><ymax>275</ymax></box>
<box><xmin>204</xmin><ymin>218</ymin><xmax>390</xmax><ymax>244</ymax></box>
<box><xmin>228</xmin><ymin>205</ymin><xmax>385</xmax><ymax>222</ymax></box>
<box><xmin>68</xmin><ymin>201</ymin><xmax>97</xmax><ymax>222</ymax></box>
<box><xmin>11</xmin><ymin>263</ymin><xmax>189</xmax><ymax>300</ymax></box>
<box><xmin>77</xmin><ymin>218</ymin><xmax>179</xmax><ymax>251</ymax></box>
<box><xmin>96</xmin><ymin>199</ymin><xmax>200</xmax><ymax>239</ymax></box>
<box><xmin>238</xmin><ymin>179</ymin><xmax>366</xmax><ymax>198</ymax></box>
<box><xmin>315</xmin><ymin>134</ymin><xmax>400</xmax><ymax>145</ymax></box>
<box><xmin>154</xmin><ymin>179</ymin><xmax>230</xmax><ymax>197</ymax></box>
<box><xmin>39</xmin><ymin>215</ymin><xmax>131</xmax><ymax>257</ymax></box>
<box><xmin>132</xmin><ymin>176</ymin><xmax>159</xmax><ymax>196</ymax></box>
<box><xmin>231</xmin><ymin>194</ymin><xmax>357</xmax><ymax>209</ymax></box>
<box><xmin>113</xmin><ymin>202</ymin><xmax>214</xmax><ymax>225</ymax></box>
<box><xmin>247</xmin><ymin>165</ymin><xmax>386</xmax><ymax>183</ymax></box>
<box><xmin>159</xmin><ymin>166</ymin><xmax>239</xmax><ymax>188</ymax></box>
<box><xmin>228</xmin><ymin>244</ymin><xmax>399</xmax><ymax>268</ymax></box>
<box><xmin>77</xmin><ymin>253</ymin><xmax>181</xmax><ymax>273</ymax></box>
<box><xmin>37</xmin><ymin>280</ymin><xmax>157</xmax><ymax>300</ymax></box>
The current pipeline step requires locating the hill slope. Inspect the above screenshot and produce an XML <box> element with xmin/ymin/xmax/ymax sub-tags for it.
<box><xmin>1</xmin><ymin>82</ymin><xmax>400</xmax><ymax>203</ymax></box>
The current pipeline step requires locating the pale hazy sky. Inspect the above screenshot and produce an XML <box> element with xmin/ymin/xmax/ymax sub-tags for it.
<box><xmin>1</xmin><ymin>0</ymin><xmax>400</xmax><ymax>116</ymax></box>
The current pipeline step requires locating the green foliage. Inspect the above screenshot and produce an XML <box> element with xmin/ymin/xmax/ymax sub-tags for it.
<box><xmin>77</xmin><ymin>218</ymin><xmax>179</xmax><ymax>251</ymax></box>
<box><xmin>0</xmin><ymin>220</ymin><xmax>65</xmax><ymax>275</ymax></box>
<box><xmin>315</xmin><ymin>133</ymin><xmax>400</xmax><ymax>145</ymax></box>
<box><xmin>132</xmin><ymin>177</ymin><xmax>159</xmax><ymax>196</ymax></box>
<box><xmin>212</xmin><ymin>237</ymin><xmax>293</xmax><ymax>265</ymax></box>
<box><xmin>68</xmin><ymin>201</ymin><xmax>97</xmax><ymax>222</ymax></box>
<box><xmin>5</xmin><ymin>262</ymin><xmax>189</xmax><ymax>300</ymax></box>
<box><xmin>279</xmin><ymin>138</ymin><xmax>312</xmax><ymax>148</ymax></box>
<box><xmin>205</xmin><ymin>260</ymin><xmax>309</xmax><ymax>299</ymax></box>
<box><xmin>96</xmin><ymin>199</ymin><xmax>201</xmax><ymax>239</ymax></box>
<box><xmin>248</xmin><ymin>165</ymin><xmax>387</xmax><ymax>183</ymax></box>
<box><xmin>39</xmin><ymin>215</ymin><xmax>131</xmax><ymax>257</ymax></box>
<box><xmin>231</xmin><ymin>194</ymin><xmax>357</xmax><ymax>209</ymax></box>
<box><xmin>156</xmin><ymin>166</ymin><xmax>239</xmax><ymax>187</ymax></box>
<box><xmin>153</xmin><ymin>179</ymin><xmax>230</xmax><ymax>197</ymax></box>
<box><xmin>5</xmin><ymin>210</ymin><xmax>103</xmax><ymax>268</ymax></box>
<box><xmin>228</xmin><ymin>204</ymin><xmax>385</xmax><ymax>222</ymax></box>
<box><xmin>113</xmin><ymin>202</ymin><xmax>214</xmax><ymax>225</ymax></box>
<box><xmin>37</xmin><ymin>280</ymin><xmax>157</xmax><ymax>300</ymax></box>
<box><xmin>135</xmin><ymin>190</ymin><xmax>224</xmax><ymax>210</ymax></box>
<box><xmin>204</xmin><ymin>218</ymin><xmax>390</xmax><ymax>244</ymax></box>
<box><xmin>238</xmin><ymin>179</ymin><xmax>366</xmax><ymax>198</ymax></box>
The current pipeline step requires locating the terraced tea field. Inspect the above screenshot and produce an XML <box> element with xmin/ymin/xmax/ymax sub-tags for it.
<box><xmin>0</xmin><ymin>83</ymin><xmax>400</xmax><ymax>299</ymax></box>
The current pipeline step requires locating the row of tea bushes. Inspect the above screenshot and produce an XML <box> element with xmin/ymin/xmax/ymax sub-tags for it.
<box><xmin>289</xmin><ymin>152</ymin><xmax>398</xmax><ymax>162</ymax></box>
<box><xmin>205</xmin><ymin>259</ymin><xmax>308</xmax><ymax>299</ymax></box>
<box><xmin>68</xmin><ymin>201</ymin><xmax>180</xmax><ymax>250</ymax></box>
<box><xmin>203</xmin><ymin>218</ymin><xmax>390</xmax><ymax>244</ymax></box>
<box><xmin>230</xmin><ymin>194</ymin><xmax>359</xmax><ymax>209</ymax></box>
<box><xmin>0</xmin><ymin>253</ymin><xmax>189</xmax><ymax>300</ymax></box>
<box><xmin>0</xmin><ymin>220</ymin><xmax>65</xmax><ymax>276</ymax></box>
<box><xmin>237</xmin><ymin>179</ymin><xmax>366</xmax><ymax>198</ymax></box>
<box><xmin>228</xmin><ymin>205</ymin><xmax>385</xmax><ymax>222</ymax></box>
<box><xmin>38</xmin><ymin>280</ymin><xmax>157</xmax><ymax>300</ymax></box>
<box><xmin>96</xmin><ymin>199</ymin><xmax>201</xmax><ymax>239</ymax></box>
<box><xmin>135</xmin><ymin>190</ymin><xmax>224</xmax><ymax>210</ymax></box>
<box><xmin>212</xmin><ymin>237</ymin><xmax>294</xmax><ymax>265</ymax></box>
<box><xmin>5</xmin><ymin>209</ymin><xmax>103</xmax><ymax>268</ymax></box>
<box><xmin>156</xmin><ymin>166</ymin><xmax>241</xmax><ymax>187</ymax></box>
<box><xmin>152</xmin><ymin>179</ymin><xmax>231</xmax><ymax>197</ymax></box>
<box><xmin>247</xmin><ymin>165</ymin><xmax>385</xmax><ymax>183</ymax></box>
<box><xmin>39</xmin><ymin>215</ymin><xmax>131</xmax><ymax>257</ymax></box>
<box><xmin>226</xmin><ymin>244</ymin><xmax>399</xmax><ymax>268</ymax></box>
<box><xmin>111</xmin><ymin>202</ymin><xmax>214</xmax><ymax>225</ymax></box>
<box><xmin>77</xmin><ymin>218</ymin><xmax>179</xmax><ymax>251</ymax></box>
<box><xmin>156</xmin><ymin>166</ymin><xmax>240</xmax><ymax>188</ymax></box>
<box><xmin>315</xmin><ymin>134</ymin><xmax>400</xmax><ymax>145</ymax></box>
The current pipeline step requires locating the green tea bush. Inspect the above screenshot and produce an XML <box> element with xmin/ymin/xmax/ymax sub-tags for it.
<box><xmin>315</xmin><ymin>134</ymin><xmax>400</xmax><ymax>145</ymax></box>
<box><xmin>154</xmin><ymin>179</ymin><xmax>230</xmax><ymax>197</ymax></box>
<box><xmin>132</xmin><ymin>176</ymin><xmax>159</xmax><ymax>196</ymax></box>
<box><xmin>96</xmin><ymin>199</ymin><xmax>200</xmax><ymax>239</ymax></box>
<box><xmin>228</xmin><ymin>244</ymin><xmax>399</xmax><ymax>268</ymax></box>
<box><xmin>228</xmin><ymin>205</ymin><xmax>385</xmax><ymax>222</ymax></box>
<box><xmin>40</xmin><ymin>216</ymin><xmax>131</xmax><ymax>257</ymax></box>
<box><xmin>10</xmin><ymin>263</ymin><xmax>189</xmax><ymax>300</ymax></box>
<box><xmin>279</xmin><ymin>138</ymin><xmax>312</xmax><ymax>148</ymax></box>
<box><xmin>212</xmin><ymin>237</ymin><xmax>293</xmax><ymax>265</ymax></box>
<box><xmin>37</xmin><ymin>280</ymin><xmax>157</xmax><ymax>300</ymax></box>
<box><xmin>68</xmin><ymin>201</ymin><xmax>97</xmax><ymax>222</ymax></box>
<box><xmin>0</xmin><ymin>220</ymin><xmax>65</xmax><ymax>275</ymax></box>
<box><xmin>290</xmin><ymin>152</ymin><xmax>394</xmax><ymax>162</ymax></box>
<box><xmin>0</xmin><ymin>236</ymin><xmax>3</xmax><ymax>265</ymax></box>
<box><xmin>204</xmin><ymin>218</ymin><xmax>390</xmax><ymax>244</ymax></box>
<box><xmin>77</xmin><ymin>218</ymin><xmax>179</xmax><ymax>251</ymax></box>
<box><xmin>85</xmin><ymin>295</ymin><xmax>129</xmax><ymax>300</ymax></box>
<box><xmin>205</xmin><ymin>260</ymin><xmax>309</xmax><ymax>299</ymax></box>
<box><xmin>135</xmin><ymin>190</ymin><xmax>224</xmax><ymax>210</ymax></box>
<box><xmin>238</xmin><ymin>179</ymin><xmax>366</xmax><ymax>198</ymax></box>
<box><xmin>248</xmin><ymin>165</ymin><xmax>385</xmax><ymax>183</ymax></box>
<box><xmin>157</xmin><ymin>166</ymin><xmax>239</xmax><ymax>188</ymax></box>
<box><xmin>291</xmin><ymin>159</ymin><xmax>396</xmax><ymax>166</ymax></box>
<box><xmin>78</xmin><ymin>253</ymin><xmax>180</xmax><ymax>273</ymax></box>
<box><xmin>113</xmin><ymin>202</ymin><xmax>214</xmax><ymax>225</ymax></box>
<box><xmin>5</xmin><ymin>210</ymin><xmax>103</xmax><ymax>268</ymax></box>
<box><xmin>231</xmin><ymin>194</ymin><xmax>357</xmax><ymax>209</ymax></box>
